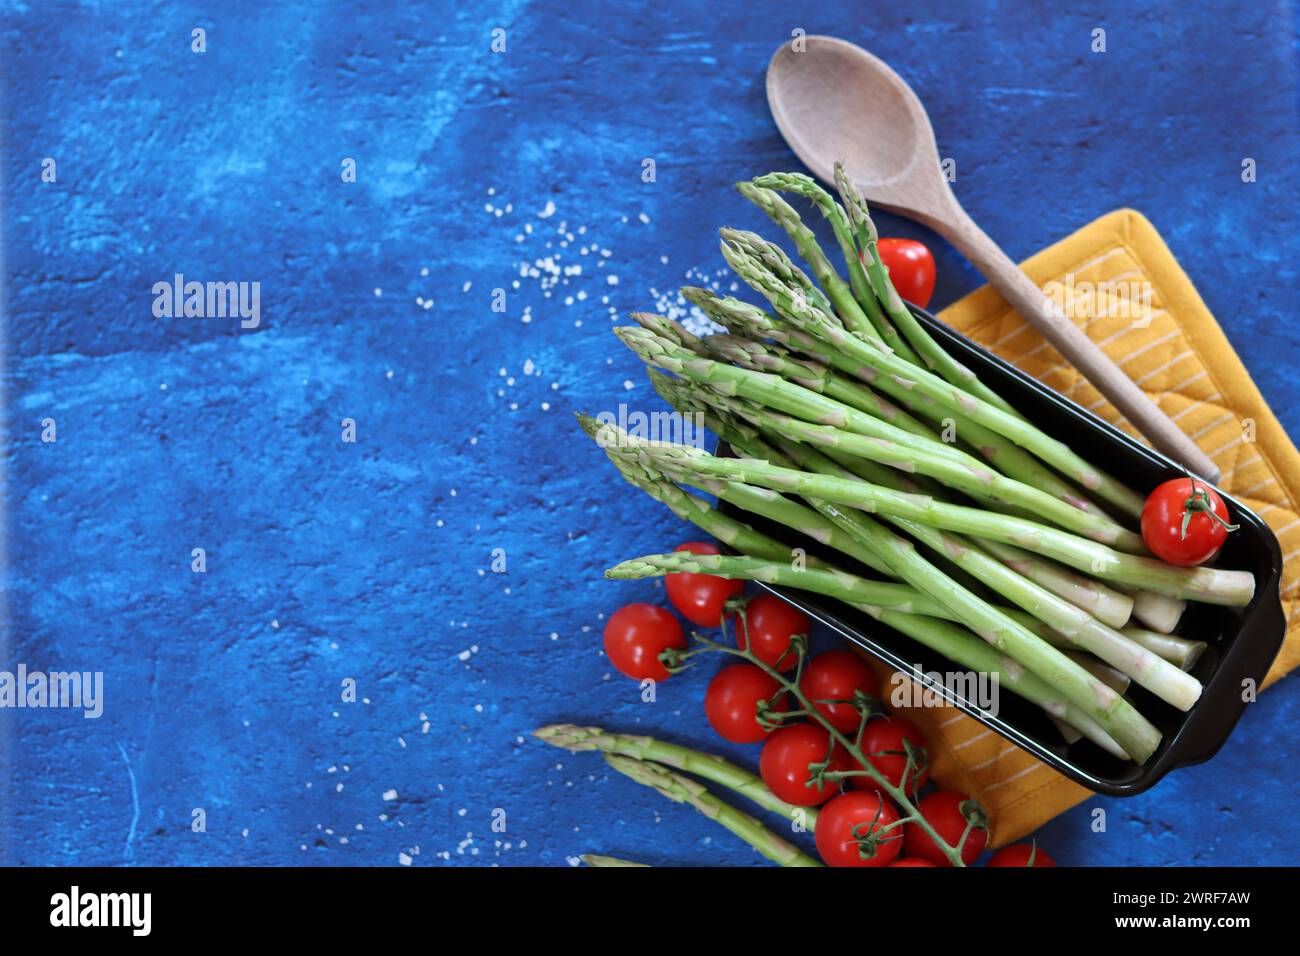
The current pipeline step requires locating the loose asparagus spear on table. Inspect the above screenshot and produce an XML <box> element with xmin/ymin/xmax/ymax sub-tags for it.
<box><xmin>536</xmin><ymin>723</ymin><xmax>820</xmax><ymax>828</ymax></box>
<box><xmin>603</xmin><ymin>754</ymin><xmax>822</xmax><ymax>867</ymax></box>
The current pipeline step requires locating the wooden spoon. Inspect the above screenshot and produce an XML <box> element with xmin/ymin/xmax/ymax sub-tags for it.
<box><xmin>766</xmin><ymin>35</ymin><xmax>1218</xmax><ymax>481</ymax></box>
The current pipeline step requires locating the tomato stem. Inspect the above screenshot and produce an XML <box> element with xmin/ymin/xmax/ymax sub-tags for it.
<box><xmin>848</xmin><ymin>800</ymin><xmax>904</xmax><ymax>862</ymax></box>
<box><xmin>1180</xmin><ymin>475</ymin><xmax>1240</xmax><ymax>540</ymax></box>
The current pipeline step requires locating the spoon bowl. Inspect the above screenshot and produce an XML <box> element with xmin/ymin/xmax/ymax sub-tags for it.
<box><xmin>768</xmin><ymin>35</ymin><xmax>933</xmax><ymax>218</ymax></box>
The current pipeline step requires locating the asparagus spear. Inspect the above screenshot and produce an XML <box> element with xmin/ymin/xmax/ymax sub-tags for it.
<box><xmin>580</xmin><ymin>416</ymin><xmax>1254</xmax><ymax>606</ymax></box>
<box><xmin>1014</xmin><ymin>616</ymin><xmax>1208</xmax><ymax>672</ymax></box>
<box><xmin>630</xmin><ymin>309</ymin><xmax>706</xmax><ymax>354</ymax></box>
<box><xmin>973</xmin><ymin>539</ymin><xmax>1133</xmax><ymax>630</ymax></box>
<box><xmin>536</xmin><ymin>723</ymin><xmax>819</xmax><ymax>828</ymax></box>
<box><xmin>1067</xmin><ymin>653</ymin><xmax>1132</xmax><ymax>694</ymax></box>
<box><xmin>1050</xmin><ymin>717</ymin><xmax>1085</xmax><ymax>747</ymax></box>
<box><xmin>703</xmin><ymin>327</ymin><xmax>1126</xmax><ymax>553</ymax></box>
<box><xmin>607</xmin><ymin>550</ymin><xmax>957</xmax><ymax>620</ymax></box>
<box><xmin>581</xmin><ymin>854</ymin><xmax>650</xmax><ymax>867</ymax></box>
<box><xmin>990</xmin><ymin>603</ymin><xmax>1199</xmax><ymax>711</ymax></box>
<box><xmin>685</xmin><ymin>285</ymin><xmax>1122</xmax><ymax>526</ymax></box>
<box><xmin>602</xmin><ymin>754</ymin><xmax>821</xmax><ymax>867</ymax></box>
<box><xmin>1126</xmin><ymin>588</ymin><xmax>1187</xmax><ymax>634</ymax></box>
<box><xmin>719</xmin><ymin>231</ymin><xmax>1147</xmax><ymax>518</ymax></box>
<box><xmin>1121</xmin><ymin>628</ymin><xmax>1207</xmax><ymax>671</ymax></box>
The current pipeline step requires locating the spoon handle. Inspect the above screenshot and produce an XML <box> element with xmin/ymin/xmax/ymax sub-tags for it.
<box><xmin>935</xmin><ymin>203</ymin><xmax>1220</xmax><ymax>482</ymax></box>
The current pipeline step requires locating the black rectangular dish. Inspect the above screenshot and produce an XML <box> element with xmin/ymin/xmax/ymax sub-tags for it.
<box><xmin>715</xmin><ymin>303</ymin><xmax>1286</xmax><ymax>796</ymax></box>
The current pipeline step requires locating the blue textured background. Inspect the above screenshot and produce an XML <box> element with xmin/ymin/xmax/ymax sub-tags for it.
<box><xmin>2</xmin><ymin>0</ymin><xmax>1297</xmax><ymax>866</ymax></box>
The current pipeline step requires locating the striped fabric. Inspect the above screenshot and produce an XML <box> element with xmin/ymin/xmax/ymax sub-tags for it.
<box><xmin>865</xmin><ymin>209</ymin><xmax>1300</xmax><ymax>847</ymax></box>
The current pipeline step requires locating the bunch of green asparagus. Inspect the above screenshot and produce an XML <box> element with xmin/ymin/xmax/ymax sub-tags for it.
<box><xmin>580</xmin><ymin>165</ymin><xmax>1254</xmax><ymax>765</ymax></box>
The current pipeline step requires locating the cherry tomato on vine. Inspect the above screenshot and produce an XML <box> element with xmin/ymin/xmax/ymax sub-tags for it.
<box><xmin>759</xmin><ymin>723</ymin><xmax>847</xmax><ymax>806</ymax></box>
<box><xmin>1140</xmin><ymin>477</ymin><xmax>1238</xmax><ymax>566</ymax></box>
<box><xmin>815</xmin><ymin>790</ymin><xmax>902</xmax><ymax>867</ymax></box>
<box><xmin>877</xmin><ymin>238</ymin><xmax>936</xmax><ymax>309</ymax></box>
<box><xmin>731</xmin><ymin>593</ymin><xmax>810</xmax><ymax>671</ymax></box>
<box><xmin>704</xmin><ymin>663</ymin><xmax>787</xmax><ymax>744</ymax></box>
<box><xmin>603</xmin><ymin>604</ymin><xmax>685</xmax><ymax>681</ymax></box>
<box><xmin>799</xmin><ymin>649</ymin><xmax>880</xmax><ymax>732</ymax></box>
<box><xmin>851</xmin><ymin>715</ymin><xmax>930</xmax><ymax>797</ymax></box>
<box><xmin>904</xmin><ymin>791</ymin><xmax>989</xmax><ymax>867</ymax></box>
<box><xmin>664</xmin><ymin>541</ymin><xmax>745</xmax><ymax>627</ymax></box>
<box><xmin>889</xmin><ymin>858</ymin><xmax>937</xmax><ymax>867</ymax></box>
<box><xmin>987</xmin><ymin>843</ymin><xmax>1056</xmax><ymax>867</ymax></box>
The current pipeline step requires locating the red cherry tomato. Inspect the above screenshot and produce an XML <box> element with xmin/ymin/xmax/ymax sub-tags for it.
<box><xmin>987</xmin><ymin>843</ymin><xmax>1056</xmax><ymax>867</ymax></box>
<box><xmin>904</xmin><ymin>791</ymin><xmax>989</xmax><ymax>867</ymax></box>
<box><xmin>852</xmin><ymin>715</ymin><xmax>930</xmax><ymax>797</ymax></box>
<box><xmin>602</xmin><ymin>604</ymin><xmax>685</xmax><ymax>681</ymax></box>
<box><xmin>731</xmin><ymin>593</ymin><xmax>810</xmax><ymax>671</ymax></box>
<box><xmin>889</xmin><ymin>858</ymin><xmax>937</xmax><ymax>867</ymax></box>
<box><xmin>704</xmin><ymin>664</ymin><xmax>787</xmax><ymax>744</ymax></box>
<box><xmin>1140</xmin><ymin>477</ymin><xmax>1237</xmax><ymax>566</ymax></box>
<box><xmin>799</xmin><ymin>650</ymin><xmax>880</xmax><ymax>731</ymax></box>
<box><xmin>759</xmin><ymin>723</ymin><xmax>848</xmax><ymax>806</ymax></box>
<box><xmin>664</xmin><ymin>541</ymin><xmax>745</xmax><ymax>627</ymax></box>
<box><xmin>877</xmin><ymin>238</ymin><xmax>936</xmax><ymax>309</ymax></box>
<box><xmin>815</xmin><ymin>791</ymin><xmax>902</xmax><ymax>867</ymax></box>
